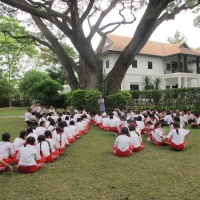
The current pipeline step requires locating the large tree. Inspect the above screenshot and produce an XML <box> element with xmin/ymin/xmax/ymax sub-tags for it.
<box><xmin>0</xmin><ymin>16</ymin><xmax>37</xmax><ymax>106</ymax></box>
<box><xmin>0</xmin><ymin>0</ymin><xmax>200</xmax><ymax>94</ymax></box>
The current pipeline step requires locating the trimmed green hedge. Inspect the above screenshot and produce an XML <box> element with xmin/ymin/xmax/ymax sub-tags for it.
<box><xmin>128</xmin><ymin>87</ymin><xmax>200</xmax><ymax>112</ymax></box>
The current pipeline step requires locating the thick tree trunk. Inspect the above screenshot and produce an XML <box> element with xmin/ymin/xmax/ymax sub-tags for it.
<box><xmin>78</xmin><ymin>59</ymin><xmax>103</xmax><ymax>90</ymax></box>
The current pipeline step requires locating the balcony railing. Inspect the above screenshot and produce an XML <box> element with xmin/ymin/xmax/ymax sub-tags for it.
<box><xmin>164</xmin><ymin>69</ymin><xmax>197</xmax><ymax>74</ymax></box>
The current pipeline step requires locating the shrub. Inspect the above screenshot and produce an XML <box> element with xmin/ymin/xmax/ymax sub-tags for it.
<box><xmin>85</xmin><ymin>90</ymin><xmax>101</xmax><ymax>114</ymax></box>
<box><xmin>71</xmin><ymin>89</ymin><xmax>86</xmax><ymax>110</ymax></box>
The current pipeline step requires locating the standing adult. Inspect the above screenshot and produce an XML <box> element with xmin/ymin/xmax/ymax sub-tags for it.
<box><xmin>98</xmin><ymin>95</ymin><xmax>105</xmax><ymax>112</ymax></box>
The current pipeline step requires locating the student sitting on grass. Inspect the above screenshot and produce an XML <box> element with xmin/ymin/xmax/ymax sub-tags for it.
<box><xmin>0</xmin><ymin>133</ymin><xmax>15</xmax><ymax>165</ymax></box>
<box><xmin>13</xmin><ymin>131</ymin><xmax>28</xmax><ymax>152</ymax></box>
<box><xmin>37</xmin><ymin>135</ymin><xmax>58</xmax><ymax>163</ymax></box>
<box><xmin>55</xmin><ymin>127</ymin><xmax>68</xmax><ymax>154</ymax></box>
<box><xmin>17</xmin><ymin>136</ymin><xmax>44</xmax><ymax>173</ymax></box>
<box><xmin>129</xmin><ymin>124</ymin><xmax>144</xmax><ymax>152</ymax></box>
<box><xmin>0</xmin><ymin>154</ymin><xmax>13</xmax><ymax>173</ymax></box>
<box><xmin>113</xmin><ymin>127</ymin><xmax>133</xmax><ymax>157</ymax></box>
<box><xmin>170</xmin><ymin>116</ymin><xmax>183</xmax><ymax>130</ymax></box>
<box><xmin>44</xmin><ymin>130</ymin><xmax>60</xmax><ymax>160</ymax></box>
<box><xmin>166</xmin><ymin>122</ymin><xmax>190</xmax><ymax>151</ymax></box>
<box><xmin>27</xmin><ymin>127</ymin><xmax>38</xmax><ymax>142</ymax></box>
<box><xmin>25</xmin><ymin>108</ymin><xmax>38</xmax><ymax>126</ymax></box>
<box><xmin>150</xmin><ymin>122</ymin><xmax>168</xmax><ymax>146</ymax></box>
<box><xmin>191</xmin><ymin>113</ymin><xmax>200</xmax><ymax>128</ymax></box>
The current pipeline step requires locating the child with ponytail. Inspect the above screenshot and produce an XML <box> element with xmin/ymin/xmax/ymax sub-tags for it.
<box><xmin>17</xmin><ymin>136</ymin><xmax>43</xmax><ymax>173</ymax></box>
<box><xmin>166</xmin><ymin>122</ymin><xmax>189</xmax><ymax>151</ymax></box>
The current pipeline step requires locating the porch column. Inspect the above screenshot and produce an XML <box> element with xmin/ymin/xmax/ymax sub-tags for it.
<box><xmin>184</xmin><ymin>55</ymin><xmax>187</xmax><ymax>72</ymax></box>
<box><xmin>177</xmin><ymin>55</ymin><xmax>181</xmax><ymax>72</ymax></box>
<box><xmin>198</xmin><ymin>78</ymin><xmax>200</xmax><ymax>87</ymax></box>
<box><xmin>178</xmin><ymin>77</ymin><xmax>181</xmax><ymax>88</ymax></box>
<box><xmin>197</xmin><ymin>57</ymin><xmax>200</xmax><ymax>74</ymax></box>
<box><xmin>184</xmin><ymin>77</ymin><xmax>188</xmax><ymax>88</ymax></box>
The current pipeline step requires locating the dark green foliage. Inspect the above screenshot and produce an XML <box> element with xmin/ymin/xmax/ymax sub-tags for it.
<box><xmin>64</xmin><ymin>92</ymin><xmax>72</xmax><ymax>108</ymax></box>
<box><xmin>51</xmin><ymin>93</ymin><xmax>69</xmax><ymax>108</ymax></box>
<box><xmin>71</xmin><ymin>89</ymin><xmax>86</xmax><ymax>110</ymax></box>
<box><xmin>128</xmin><ymin>87</ymin><xmax>200</xmax><ymax>112</ymax></box>
<box><xmin>105</xmin><ymin>91</ymin><xmax>132</xmax><ymax>111</ymax></box>
<box><xmin>85</xmin><ymin>90</ymin><xmax>101</xmax><ymax>114</ymax></box>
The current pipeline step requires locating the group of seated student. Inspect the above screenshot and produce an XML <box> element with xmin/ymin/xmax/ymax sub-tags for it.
<box><xmin>0</xmin><ymin>108</ymin><xmax>91</xmax><ymax>173</ymax></box>
<box><xmin>93</xmin><ymin>107</ymin><xmax>191</xmax><ymax>156</ymax></box>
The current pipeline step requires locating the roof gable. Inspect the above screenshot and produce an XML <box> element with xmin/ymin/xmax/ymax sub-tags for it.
<box><xmin>102</xmin><ymin>34</ymin><xmax>200</xmax><ymax>57</ymax></box>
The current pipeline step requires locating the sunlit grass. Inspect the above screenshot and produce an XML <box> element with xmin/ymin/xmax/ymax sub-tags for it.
<box><xmin>0</xmin><ymin>108</ymin><xmax>200</xmax><ymax>199</ymax></box>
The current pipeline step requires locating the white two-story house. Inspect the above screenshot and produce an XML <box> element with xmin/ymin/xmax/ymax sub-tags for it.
<box><xmin>101</xmin><ymin>34</ymin><xmax>200</xmax><ymax>90</ymax></box>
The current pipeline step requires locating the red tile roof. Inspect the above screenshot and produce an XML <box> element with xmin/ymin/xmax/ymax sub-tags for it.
<box><xmin>102</xmin><ymin>34</ymin><xmax>200</xmax><ymax>57</ymax></box>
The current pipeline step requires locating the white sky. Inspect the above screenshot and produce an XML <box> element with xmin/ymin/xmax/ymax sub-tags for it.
<box><xmin>91</xmin><ymin>7</ymin><xmax>200</xmax><ymax>49</ymax></box>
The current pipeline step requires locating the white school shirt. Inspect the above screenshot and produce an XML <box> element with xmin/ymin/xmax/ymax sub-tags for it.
<box><xmin>45</xmin><ymin>138</ymin><xmax>56</xmax><ymax>153</ymax></box>
<box><xmin>114</xmin><ymin>135</ymin><xmax>131</xmax><ymax>152</ymax></box>
<box><xmin>36</xmin><ymin>126</ymin><xmax>47</xmax><ymax>136</ymax></box>
<box><xmin>38</xmin><ymin>117</ymin><xmax>47</xmax><ymax>125</ymax></box>
<box><xmin>170</xmin><ymin>123</ymin><xmax>183</xmax><ymax>130</ymax></box>
<box><xmin>69</xmin><ymin>125</ymin><xmax>79</xmax><ymax>136</ymax></box>
<box><xmin>13</xmin><ymin>138</ymin><xmax>25</xmax><ymax>151</ymax></box>
<box><xmin>51</xmin><ymin>115</ymin><xmax>59</xmax><ymax>123</ymax></box>
<box><xmin>96</xmin><ymin>116</ymin><xmax>102</xmax><ymax>124</ymax></box>
<box><xmin>25</xmin><ymin>112</ymin><xmax>34</xmax><ymax>121</ymax></box>
<box><xmin>167</xmin><ymin>129</ymin><xmax>189</xmax><ymax>145</ymax></box>
<box><xmin>102</xmin><ymin>118</ymin><xmax>110</xmax><ymax>126</ymax></box>
<box><xmin>164</xmin><ymin>115</ymin><xmax>173</xmax><ymax>125</ymax></box>
<box><xmin>45</xmin><ymin>121</ymin><xmax>50</xmax><ymax>128</ymax></box>
<box><xmin>47</xmin><ymin>125</ymin><xmax>56</xmax><ymax>133</ymax></box>
<box><xmin>139</xmin><ymin>114</ymin><xmax>145</xmax><ymax>121</ymax></box>
<box><xmin>36</xmin><ymin>141</ymin><xmax>51</xmax><ymax>157</ymax></box>
<box><xmin>127</xmin><ymin>111</ymin><xmax>134</xmax><ymax>119</ymax></box>
<box><xmin>129</xmin><ymin>131</ymin><xmax>141</xmax><ymax>148</ymax></box>
<box><xmin>49</xmin><ymin>108</ymin><xmax>56</xmax><ymax>114</ymax></box>
<box><xmin>65</xmin><ymin>120</ymin><xmax>70</xmax><ymax>126</ymax></box>
<box><xmin>109</xmin><ymin>119</ymin><xmax>118</xmax><ymax>127</ymax></box>
<box><xmin>55</xmin><ymin>134</ymin><xmax>69</xmax><ymax>149</ymax></box>
<box><xmin>186</xmin><ymin>113</ymin><xmax>193</xmax><ymax>120</ymax></box>
<box><xmin>136</xmin><ymin>121</ymin><xmax>145</xmax><ymax>130</ymax></box>
<box><xmin>17</xmin><ymin>145</ymin><xmax>41</xmax><ymax>166</ymax></box>
<box><xmin>63</xmin><ymin>126</ymin><xmax>73</xmax><ymax>139</ymax></box>
<box><xmin>35</xmin><ymin>106</ymin><xmax>41</xmax><ymax>113</ymax></box>
<box><xmin>0</xmin><ymin>142</ymin><xmax>15</xmax><ymax>159</ymax></box>
<box><xmin>27</xmin><ymin>132</ymin><xmax>38</xmax><ymax>142</ymax></box>
<box><xmin>152</xmin><ymin>128</ymin><xmax>165</xmax><ymax>142</ymax></box>
<box><xmin>76</xmin><ymin>122</ymin><xmax>85</xmax><ymax>131</ymax></box>
<box><xmin>52</xmin><ymin>130</ymin><xmax>57</xmax><ymax>142</ymax></box>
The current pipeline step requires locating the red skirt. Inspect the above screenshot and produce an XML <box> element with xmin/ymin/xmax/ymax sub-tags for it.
<box><xmin>170</xmin><ymin>141</ymin><xmax>186</xmax><ymax>151</ymax></box>
<box><xmin>109</xmin><ymin>127</ymin><xmax>118</xmax><ymax>132</ymax></box>
<box><xmin>113</xmin><ymin>146</ymin><xmax>133</xmax><ymax>157</ymax></box>
<box><xmin>133</xmin><ymin>142</ymin><xmax>144</xmax><ymax>152</ymax></box>
<box><xmin>18</xmin><ymin>165</ymin><xmax>39</xmax><ymax>173</ymax></box>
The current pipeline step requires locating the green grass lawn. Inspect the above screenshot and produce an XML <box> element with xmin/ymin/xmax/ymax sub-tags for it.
<box><xmin>0</xmin><ymin>108</ymin><xmax>200</xmax><ymax>200</ymax></box>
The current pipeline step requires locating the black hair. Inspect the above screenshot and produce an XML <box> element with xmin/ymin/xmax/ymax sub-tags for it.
<box><xmin>173</xmin><ymin>122</ymin><xmax>180</xmax><ymax>135</ymax></box>
<box><xmin>38</xmin><ymin>135</ymin><xmax>45</xmax><ymax>142</ymax></box>
<box><xmin>56</xmin><ymin>127</ymin><xmax>63</xmax><ymax>133</ymax></box>
<box><xmin>25</xmin><ymin>136</ymin><xmax>35</xmax><ymax>146</ymax></box>
<box><xmin>121</xmin><ymin>127</ymin><xmax>130</xmax><ymax>137</ymax></box>
<box><xmin>137</xmin><ymin>116</ymin><xmax>142</xmax><ymax>121</ymax></box>
<box><xmin>174</xmin><ymin>116</ymin><xmax>180</xmax><ymax>122</ymax></box>
<box><xmin>155</xmin><ymin>121</ymin><xmax>161</xmax><ymax>128</ymax></box>
<box><xmin>109</xmin><ymin>115</ymin><xmax>113</xmax><ymax>119</ymax></box>
<box><xmin>57</xmin><ymin>117</ymin><xmax>62</xmax><ymax>123</ymax></box>
<box><xmin>2</xmin><ymin>132</ymin><xmax>11</xmax><ymax>142</ymax></box>
<box><xmin>77</xmin><ymin>118</ymin><xmax>81</xmax><ymax>122</ymax></box>
<box><xmin>44</xmin><ymin>130</ymin><xmax>52</xmax><ymax>138</ymax></box>
<box><xmin>50</xmin><ymin>120</ymin><xmax>56</xmax><ymax>126</ymax></box>
<box><xmin>27</xmin><ymin>128</ymin><xmax>33</xmax><ymax>134</ymax></box>
<box><xmin>149</xmin><ymin>114</ymin><xmax>155</xmax><ymax>119</ymax></box>
<box><xmin>147</xmin><ymin>121</ymin><xmax>153</xmax><ymax>125</ymax></box>
<box><xmin>65</xmin><ymin>116</ymin><xmax>69</xmax><ymax>120</ymax></box>
<box><xmin>19</xmin><ymin>130</ymin><xmax>28</xmax><ymax>139</ymax></box>
<box><xmin>40</xmin><ymin>121</ymin><xmax>45</xmax><ymax>126</ymax></box>
<box><xmin>70</xmin><ymin>120</ymin><xmax>75</xmax><ymax>125</ymax></box>
<box><xmin>129</xmin><ymin>124</ymin><xmax>135</xmax><ymax>131</ymax></box>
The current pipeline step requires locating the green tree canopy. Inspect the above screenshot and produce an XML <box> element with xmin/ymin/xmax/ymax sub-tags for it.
<box><xmin>167</xmin><ymin>30</ymin><xmax>188</xmax><ymax>44</ymax></box>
